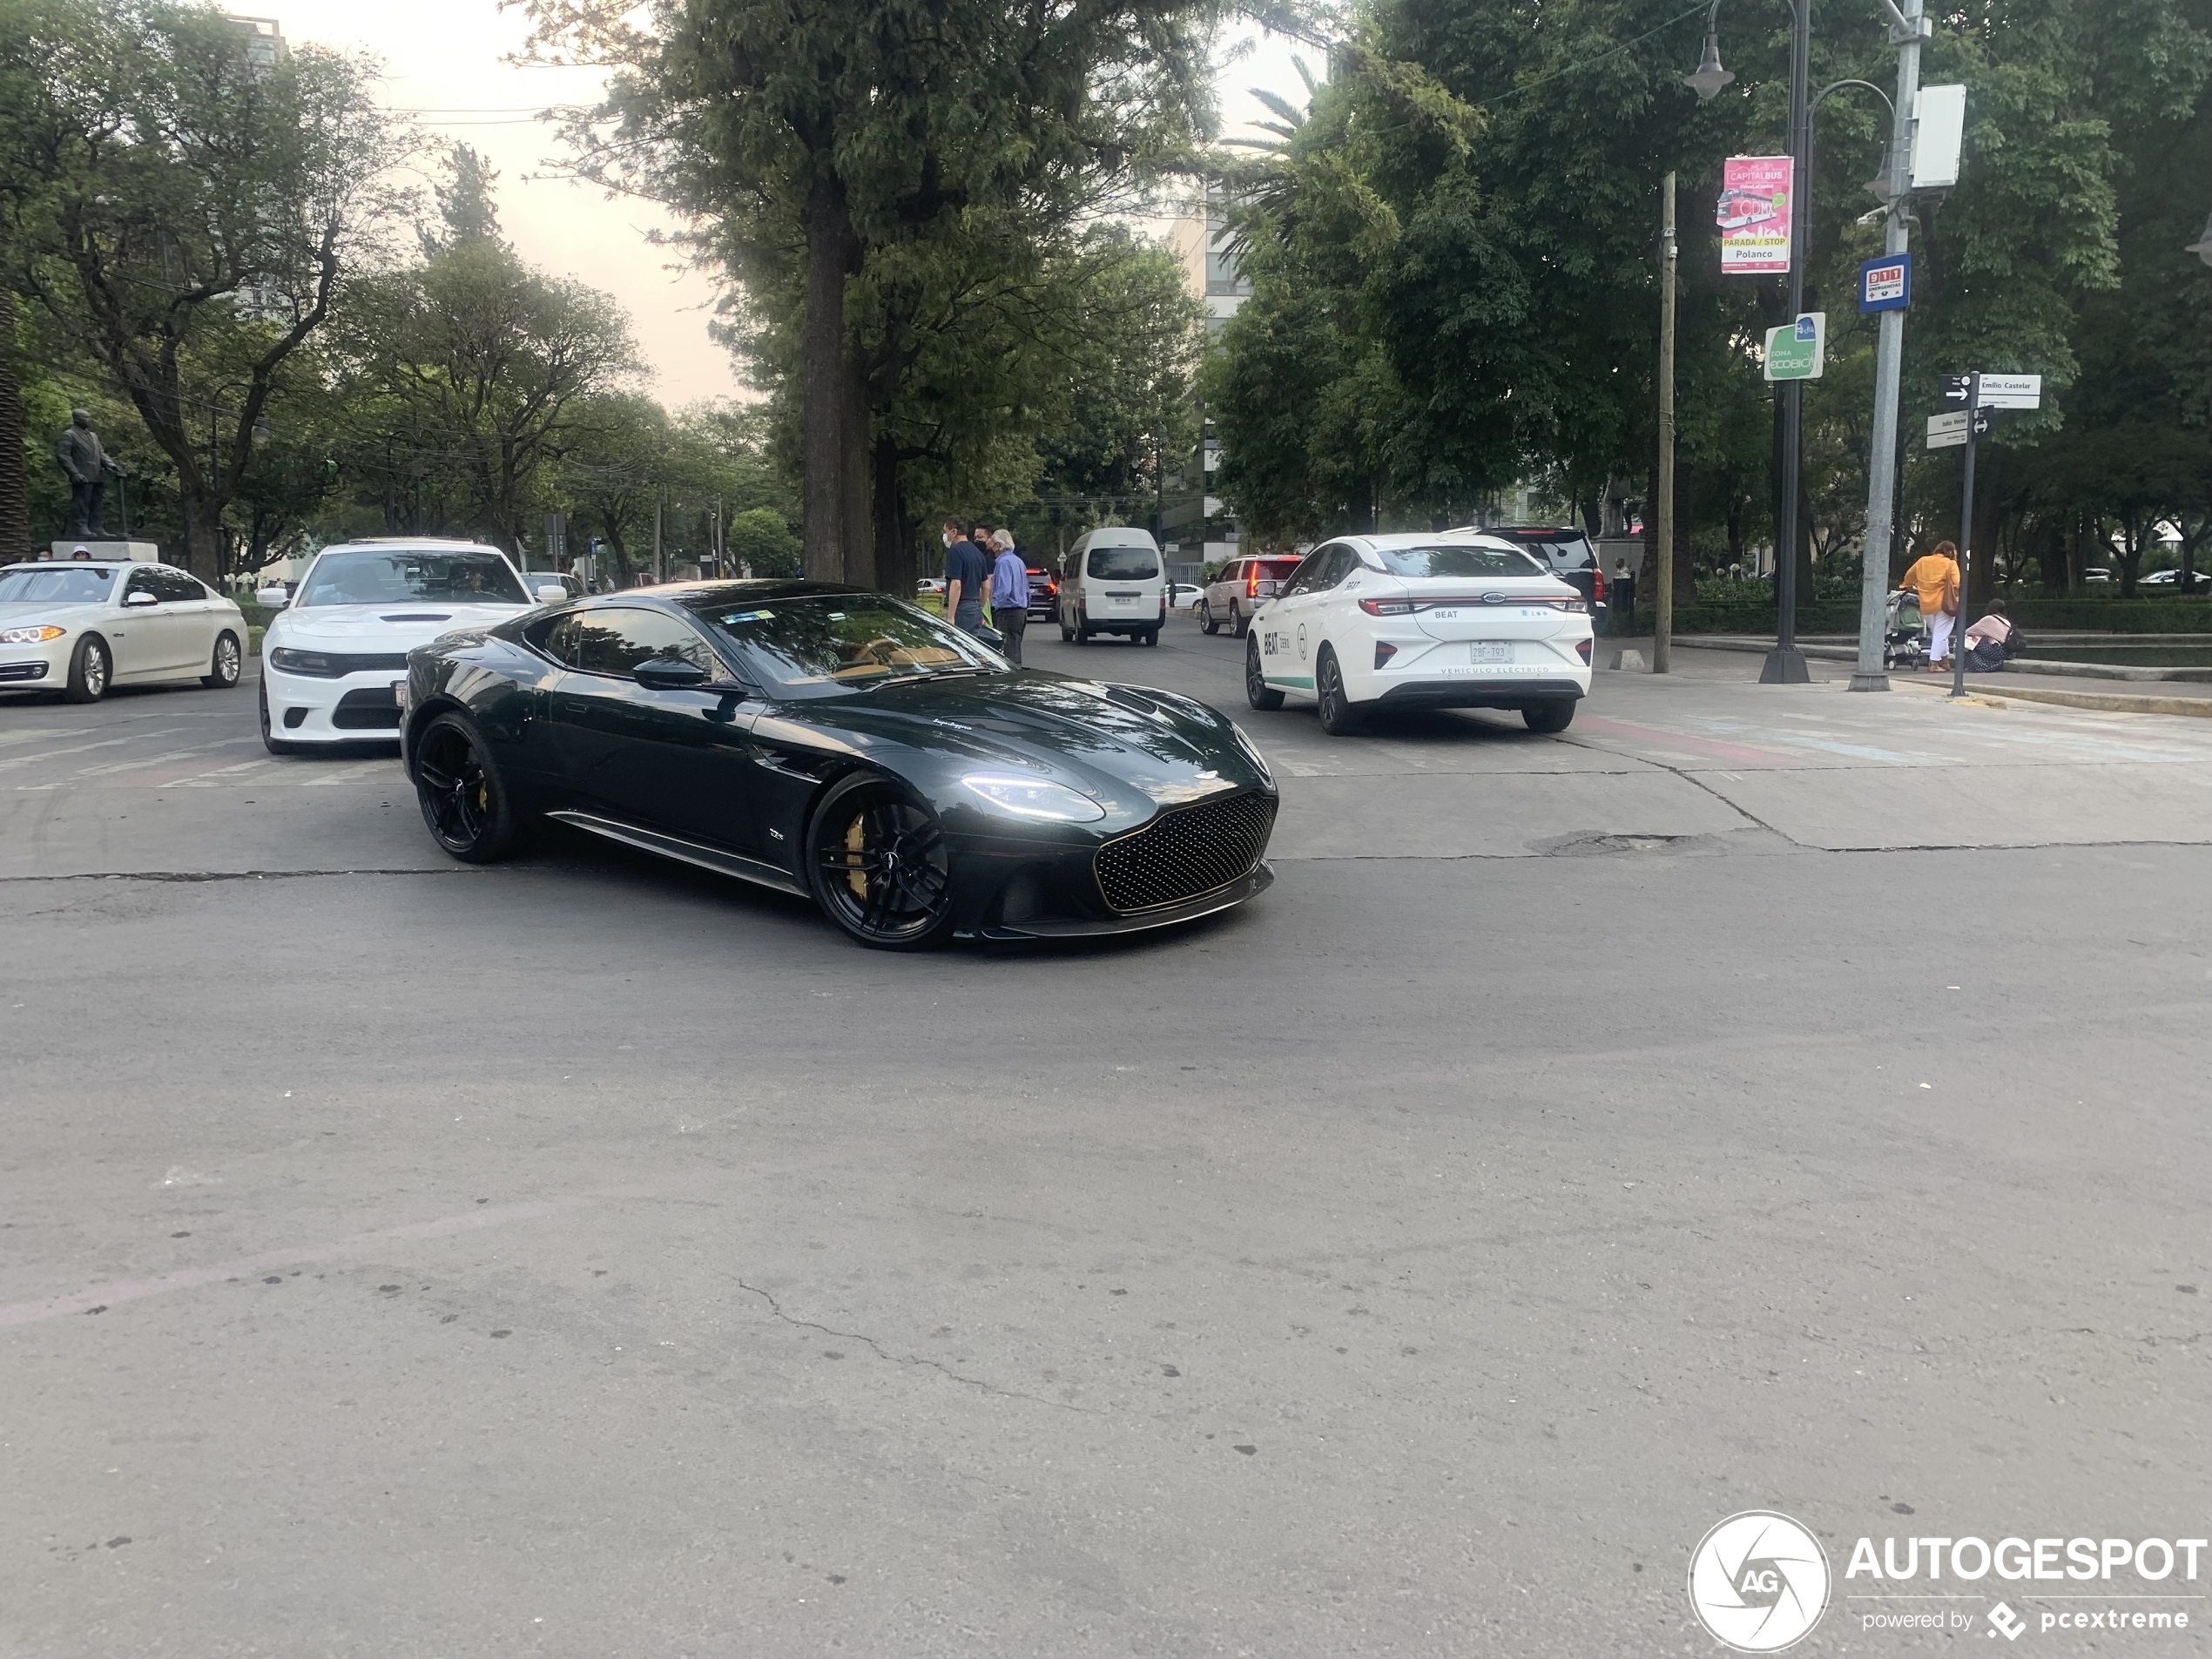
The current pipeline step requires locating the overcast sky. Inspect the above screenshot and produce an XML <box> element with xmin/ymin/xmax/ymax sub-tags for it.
<box><xmin>265</xmin><ymin>0</ymin><xmax>1317</xmax><ymax>409</ymax></box>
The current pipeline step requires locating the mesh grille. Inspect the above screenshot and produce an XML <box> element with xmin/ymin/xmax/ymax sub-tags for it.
<box><xmin>1095</xmin><ymin>792</ymin><xmax>1276</xmax><ymax>914</ymax></box>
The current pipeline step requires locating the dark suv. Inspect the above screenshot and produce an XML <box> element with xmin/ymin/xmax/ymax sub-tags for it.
<box><xmin>1486</xmin><ymin>527</ymin><xmax>1608</xmax><ymax>616</ymax></box>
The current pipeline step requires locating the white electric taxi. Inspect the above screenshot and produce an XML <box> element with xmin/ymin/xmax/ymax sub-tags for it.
<box><xmin>0</xmin><ymin>557</ymin><xmax>246</xmax><ymax>702</ymax></box>
<box><xmin>260</xmin><ymin>539</ymin><xmax>562</xmax><ymax>753</ymax></box>
<box><xmin>1244</xmin><ymin>531</ymin><xmax>1594</xmax><ymax>735</ymax></box>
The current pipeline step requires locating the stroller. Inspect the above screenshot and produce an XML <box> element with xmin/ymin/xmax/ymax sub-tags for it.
<box><xmin>1883</xmin><ymin>590</ymin><xmax>1925</xmax><ymax>670</ymax></box>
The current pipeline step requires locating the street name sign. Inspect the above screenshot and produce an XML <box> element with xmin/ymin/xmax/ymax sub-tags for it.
<box><xmin>1764</xmin><ymin>313</ymin><xmax>1826</xmax><ymax>381</ymax></box>
<box><xmin>1858</xmin><ymin>255</ymin><xmax>1910</xmax><ymax>313</ymax></box>
<box><xmin>1942</xmin><ymin>373</ymin><xmax>2041</xmax><ymax>409</ymax></box>
<box><xmin>1925</xmin><ymin>408</ymin><xmax>1992</xmax><ymax>449</ymax></box>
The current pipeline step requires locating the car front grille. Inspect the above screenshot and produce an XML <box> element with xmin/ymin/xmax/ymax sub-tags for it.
<box><xmin>332</xmin><ymin>687</ymin><xmax>403</xmax><ymax>730</ymax></box>
<box><xmin>1094</xmin><ymin>791</ymin><xmax>1277</xmax><ymax>914</ymax></box>
<box><xmin>274</xmin><ymin>651</ymin><xmax>411</xmax><ymax>678</ymax></box>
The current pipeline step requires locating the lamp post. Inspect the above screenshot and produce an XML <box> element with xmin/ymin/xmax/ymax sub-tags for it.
<box><xmin>1689</xmin><ymin>0</ymin><xmax>1812</xmax><ymax>684</ymax></box>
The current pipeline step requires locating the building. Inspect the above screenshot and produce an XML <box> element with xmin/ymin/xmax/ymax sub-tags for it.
<box><xmin>223</xmin><ymin>16</ymin><xmax>288</xmax><ymax>71</ymax></box>
<box><xmin>1162</xmin><ymin>181</ymin><xmax>1252</xmax><ymax>580</ymax></box>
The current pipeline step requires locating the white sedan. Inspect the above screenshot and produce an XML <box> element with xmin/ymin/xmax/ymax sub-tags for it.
<box><xmin>0</xmin><ymin>558</ymin><xmax>246</xmax><ymax>702</ymax></box>
<box><xmin>1244</xmin><ymin>531</ymin><xmax>1593</xmax><ymax>735</ymax></box>
<box><xmin>260</xmin><ymin>539</ymin><xmax>563</xmax><ymax>753</ymax></box>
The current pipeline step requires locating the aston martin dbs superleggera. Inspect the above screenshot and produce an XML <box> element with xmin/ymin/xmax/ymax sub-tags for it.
<box><xmin>398</xmin><ymin>580</ymin><xmax>1279</xmax><ymax>948</ymax></box>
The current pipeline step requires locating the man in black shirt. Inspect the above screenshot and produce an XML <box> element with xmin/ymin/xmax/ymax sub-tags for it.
<box><xmin>941</xmin><ymin>517</ymin><xmax>990</xmax><ymax>637</ymax></box>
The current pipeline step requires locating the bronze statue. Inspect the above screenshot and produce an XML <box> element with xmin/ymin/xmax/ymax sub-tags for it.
<box><xmin>57</xmin><ymin>410</ymin><xmax>125</xmax><ymax>539</ymax></box>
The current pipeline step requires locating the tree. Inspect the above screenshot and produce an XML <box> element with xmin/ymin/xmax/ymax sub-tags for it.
<box><xmin>417</xmin><ymin>144</ymin><xmax>502</xmax><ymax>258</ymax></box>
<box><xmin>0</xmin><ymin>0</ymin><xmax>413</xmax><ymax>578</ymax></box>
<box><xmin>523</xmin><ymin>0</ymin><xmax>1215</xmax><ymax>592</ymax></box>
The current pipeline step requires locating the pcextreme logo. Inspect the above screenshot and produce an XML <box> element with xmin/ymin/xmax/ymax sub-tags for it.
<box><xmin>1688</xmin><ymin>1511</ymin><xmax>1832</xmax><ymax>1652</ymax></box>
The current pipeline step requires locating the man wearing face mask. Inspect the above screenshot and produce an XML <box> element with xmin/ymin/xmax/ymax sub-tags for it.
<box><xmin>941</xmin><ymin>517</ymin><xmax>990</xmax><ymax>637</ymax></box>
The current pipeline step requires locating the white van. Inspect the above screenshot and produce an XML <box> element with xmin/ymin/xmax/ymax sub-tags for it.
<box><xmin>1057</xmin><ymin>527</ymin><xmax>1166</xmax><ymax>646</ymax></box>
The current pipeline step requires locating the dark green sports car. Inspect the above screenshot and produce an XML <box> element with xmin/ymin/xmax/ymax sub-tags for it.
<box><xmin>398</xmin><ymin>580</ymin><xmax>1278</xmax><ymax>948</ymax></box>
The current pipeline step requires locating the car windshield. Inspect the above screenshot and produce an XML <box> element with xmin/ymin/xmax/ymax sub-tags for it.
<box><xmin>0</xmin><ymin>565</ymin><xmax>116</xmax><ymax>604</ymax></box>
<box><xmin>1494</xmin><ymin>532</ymin><xmax>1595</xmax><ymax>571</ymax></box>
<box><xmin>1087</xmin><ymin>546</ymin><xmax>1159</xmax><ymax>581</ymax></box>
<box><xmin>298</xmin><ymin>550</ymin><xmax>529</xmax><ymax>607</ymax></box>
<box><xmin>1372</xmin><ymin>545</ymin><xmax>1548</xmax><ymax>578</ymax></box>
<box><xmin>700</xmin><ymin>594</ymin><xmax>1005</xmax><ymax>696</ymax></box>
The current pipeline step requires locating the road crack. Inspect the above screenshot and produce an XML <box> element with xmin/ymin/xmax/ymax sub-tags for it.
<box><xmin>734</xmin><ymin>1278</ymin><xmax>1103</xmax><ymax>1415</ymax></box>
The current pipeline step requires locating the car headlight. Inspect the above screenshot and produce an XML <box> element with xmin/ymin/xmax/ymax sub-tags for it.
<box><xmin>1228</xmin><ymin>721</ymin><xmax>1273</xmax><ymax>786</ymax></box>
<box><xmin>0</xmin><ymin>624</ymin><xmax>65</xmax><ymax>645</ymax></box>
<box><xmin>267</xmin><ymin>646</ymin><xmax>338</xmax><ymax>677</ymax></box>
<box><xmin>960</xmin><ymin>773</ymin><xmax>1106</xmax><ymax>822</ymax></box>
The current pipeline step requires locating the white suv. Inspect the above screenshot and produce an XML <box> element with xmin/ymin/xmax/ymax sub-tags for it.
<box><xmin>1199</xmin><ymin>554</ymin><xmax>1303</xmax><ymax>638</ymax></box>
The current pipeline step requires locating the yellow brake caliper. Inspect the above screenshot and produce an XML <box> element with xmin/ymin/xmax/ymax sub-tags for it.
<box><xmin>844</xmin><ymin>814</ymin><xmax>868</xmax><ymax>899</ymax></box>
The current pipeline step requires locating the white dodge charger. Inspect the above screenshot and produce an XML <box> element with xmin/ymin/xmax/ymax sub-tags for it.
<box><xmin>1244</xmin><ymin>531</ymin><xmax>1595</xmax><ymax>736</ymax></box>
<box><xmin>259</xmin><ymin>539</ymin><xmax>563</xmax><ymax>753</ymax></box>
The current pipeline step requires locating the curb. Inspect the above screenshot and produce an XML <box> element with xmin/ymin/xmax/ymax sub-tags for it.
<box><xmin>1891</xmin><ymin>676</ymin><xmax>2212</xmax><ymax>718</ymax></box>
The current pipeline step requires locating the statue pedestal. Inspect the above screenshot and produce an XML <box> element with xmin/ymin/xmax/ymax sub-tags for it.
<box><xmin>47</xmin><ymin>540</ymin><xmax>158</xmax><ymax>563</ymax></box>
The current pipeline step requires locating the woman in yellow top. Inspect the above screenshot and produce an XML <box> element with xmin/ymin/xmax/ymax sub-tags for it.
<box><xmin>1899</xmin><ymin>541</ymin><xmax>1961</xmax><ymax>670</ymax></box>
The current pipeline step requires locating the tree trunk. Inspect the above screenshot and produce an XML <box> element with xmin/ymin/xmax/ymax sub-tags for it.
<box><xmin>180</xmin><ymin>492</ymin><xmax>224</xmax><ymax>583</ymax></box>
<box><xmin>0</xmin><ymin>289</ymin><xmax>31</xmax><ymax>562</ymax></box>
<box><xmin>840</xmin><ymin>348</ymin><xmax>873</xmax><ymax>590</ymax></box>
<box><xmin>801</xmin><ymin>179</ymin><xmax>856</xmax><ymax>583</ymax></box>
<box><xmin>872</xmin><ymin>431</ymin><xmax>914</xmax><ymax>598</ymax></box>
<box><xmin>1969</xmin><ymin>446</ymin><xmax>2004</xmax><ymax>608</ymax></box>
<box><xmin>1672</xmin><ymin>456</ymin><xmax>1696</xmax><ymax>610</ymax></box>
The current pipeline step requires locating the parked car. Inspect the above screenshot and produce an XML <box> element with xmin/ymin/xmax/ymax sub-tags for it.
<box><xmin>2139</xmin><ymin>569</ymin><xmax>2211</xmax><ymax>590</ymax></box>
<box><xmin>1244</xmin><ymin>531</ymin><xmax>1593</xmax><ymax>736</ymax></box>
<box><xmin>401</xmin><ymin>580</ymin><xmax>1279</xmax><ymax>948</ymax></box>
<box><xmin>1025</xmin><ymin>565</ymin><xmax>1059</xmax><ymax>621</ymax></box>
<box><xmin>518</xmin><ymin>569</ymin><xmax>583</xmax><ymax>599</ymax></box>
<box><xmin>916</xmin><ymin>577</ymin><xmax>947</xmax><ymax>595</ymax></box>
<box><xmin>0</xmin><ymin>556</ymin><xmax>246</xmax><ymax>703</ymax></box>
<box><xmin>258</xmin><ymin>538</ymin><xmax>562</xmax><ymax>754</ymax></box>
<box><xmin>1480</xmin><ymin>526</ymin><xmax>1608</xmax><ymax>616</ymax></box>
<box><xmin>1167</xmin><ymin>582</ymin><xmax>1204</xmax><ymax>610</ymax></box>
<box><xmin>1057</xmin><ymin>527</ymin><xmax>1167</xmax><ymax>646</ymax></box>
<box><xmin>1200</xmin><ymin>554</ymin><xmax>1304</xmax><ymax>637</ymax></box>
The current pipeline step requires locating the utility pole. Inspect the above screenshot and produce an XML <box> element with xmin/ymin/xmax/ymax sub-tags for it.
<box><xmin>1950</xmin><ymin>373</ymin><xmax>1981</xmax><ymax>698</ymax></box>
<box><xmin>652</xmin><ymin>487</ymin><xmax>664</xmax><ymax>584</ymax></box>
<box><xmin>1759</xmin><ymin>0</ymin><xmax>1812</xmax><ymax>685</ymax></box>
<box><xmin>1851</xmin><ymin>0</ymin><xmax>1931</xmax><ymax>691</ymax></box>
<box><xmin>1656</xmin><ymin>172</ymin><xmax>1678</xmax><ymax>675</ymax></box>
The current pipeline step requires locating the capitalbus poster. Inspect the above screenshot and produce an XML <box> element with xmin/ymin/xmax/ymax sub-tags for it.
<box><xmin>1716</xmin><ymin>156</ymin><xmax>1792</xmax><ymax>274</ymax></box>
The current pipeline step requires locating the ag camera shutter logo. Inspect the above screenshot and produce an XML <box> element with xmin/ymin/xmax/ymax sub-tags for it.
<box><xmin>1688</xmin><ymin>1511</ymin><xmax>1831</xmax><ymax>1651</ymax></box>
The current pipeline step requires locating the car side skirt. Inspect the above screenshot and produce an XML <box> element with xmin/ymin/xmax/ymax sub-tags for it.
<box><xmin>544</xmin><ymin>810</ymin><xmax>808</xmax><ymax>897</ymax></box>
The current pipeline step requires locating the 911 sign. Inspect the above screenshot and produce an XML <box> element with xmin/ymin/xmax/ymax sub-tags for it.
<box><xmin>1858</xmin><ymin>255</ymin><xmax>1910</xmax><ymax>314</ymax></box>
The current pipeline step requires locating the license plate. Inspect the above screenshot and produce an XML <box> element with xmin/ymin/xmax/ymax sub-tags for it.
<box><xmin>391</xmin><ymin>678</ymin><xmax>408</xmax><ymax>709</ymax></box>
<box><xmin>1471</xmin><ymin>642</ymin><xmax>1513</xmax><ymax>664</ymax></box>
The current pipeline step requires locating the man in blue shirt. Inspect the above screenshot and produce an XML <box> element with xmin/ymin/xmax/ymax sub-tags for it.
<box><xmin>988</xmin><ymin>529</ymin><xmax>1031</xmax><ymax>664</ymax></box>
<box><xmin>941</xmin><ymin>518</ymin><xmax>990</xmax><ymax>637</ymax></box>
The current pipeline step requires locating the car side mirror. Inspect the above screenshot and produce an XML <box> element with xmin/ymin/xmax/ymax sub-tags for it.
<box><xmin>633</xmin><ymin>656</ymin><xmax>711</xmax><ymax>691</ymax></box>
<box><xmin>255</xmin><ymin>586</ymin><xmax>287</xmax><ymax>610</ymax></box>
<box><xmin>535</xmin><ymin>582</ymin><xmax>568</xmax><ymax>604</ymax></box>
<box><xmin>125</xmin><ymin>590</ymin><xmax>158</xmax><ymax>607</ymax></box>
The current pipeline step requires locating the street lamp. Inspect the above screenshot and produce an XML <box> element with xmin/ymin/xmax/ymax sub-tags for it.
<box><xmin>1688</xmin><ymin>0</ymin><xmax>1813</xmax><ymax>684</ymax></box>
<box><xmin>2187</xmin><ymin>210</ymin><xmax>2212</xmax><ymax>268</ymax></box>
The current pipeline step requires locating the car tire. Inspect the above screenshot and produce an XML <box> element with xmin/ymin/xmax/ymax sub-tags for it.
<box><xmin>258</xmin><ymin>681</ymin><xmax>304</xmax><ymax>756</ymax></box>
<box><xmin>63</xmin><ymin>634</ymin><xmax>111</xmax><ymax>704</ymax></box>
<box><xmin>202</xmin><ymin>630</ymin><xmax>242</xmax><ymax>689</ymax></box>
<box><xmin>1139</xmin><ymin>628</ymin><xmax>1159</xmax><ymax>646</ymax></box>
<box><xmin>1231</xmin><ymin>602</ymin><xmax>1247</xmax><ymax>638</ymax></box>
<box><xmin>805</xmin><ymin>772</ymin><xmax>955</xmax><ymax>951</ymax></box>
<box><xmin>1244</xmin><ymin>635</ymin><xmax>1285</xmax><ymax>711</ymax></box>
<box><xmin>1523</xmin><ymin>699</ymin><xmax>1576</xmax><ymax>734</ymax></box>
<box><xmin>1200</xmin><ymin>601</ymin><xmax>1220</xmax><ymax>636</ymax></box>
<box><xmin>1315</xmin><ymin>645</ymin><xmax>1363</xmax><ymax>736</ymax></box>
<box><xmin>413</xmin><ymin>711</ymin><xmax>523</xmax><ymax>863</ymax></box>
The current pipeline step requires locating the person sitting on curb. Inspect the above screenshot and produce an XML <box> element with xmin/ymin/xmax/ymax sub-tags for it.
<box><xmin>1898</xmin><ymin>541</ymin><xmax>1961</xmax><ymax>671</ymax></box>
<box><xmin>1963</xmin><ymin>599</ymin><xmax>2020</xmax><ymax>673</ymax></box>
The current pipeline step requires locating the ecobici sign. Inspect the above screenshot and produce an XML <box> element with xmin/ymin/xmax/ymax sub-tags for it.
<box><xmin>1689</xmin><ymin>1510</ymin><xmax>2206</xmax><ymax>1651</ymax></box>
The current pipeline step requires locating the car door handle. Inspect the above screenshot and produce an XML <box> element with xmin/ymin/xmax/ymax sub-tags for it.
<box><xmin>554</xmin><ymin>696</ymin><xmax>589</xmax><ymax>716</ymax></box>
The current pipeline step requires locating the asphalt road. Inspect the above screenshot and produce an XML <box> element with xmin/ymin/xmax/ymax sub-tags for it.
<box><xmin>3</xmin><ymin>620</ymin><xmax>2208</xmax><ymax>1657</ymax></box>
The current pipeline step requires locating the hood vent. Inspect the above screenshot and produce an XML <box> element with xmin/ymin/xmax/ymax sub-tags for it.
<box><xmin>380</xmin><ymin>612</ymin><xmax>452</xmax><ymax>623</ymax></box>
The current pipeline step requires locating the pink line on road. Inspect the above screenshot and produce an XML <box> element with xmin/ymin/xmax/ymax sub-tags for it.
<box><xmin>0</xmin><ymin>1195</ymin><xmax>595</xmax><ymax>1330</ymax></box>
<box><xmin>1576</xmin><ymin>714</ymin><xmax>1792</xmax><ymax>765</ymax></box>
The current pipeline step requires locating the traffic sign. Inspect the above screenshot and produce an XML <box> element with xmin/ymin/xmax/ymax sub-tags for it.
<box><xmin>1764</xmin><ymin>313</ymin><xmax>1827</xmax><ymax>381</ymax></box>
<box><xmin>1941</xmin><ymin>372</ymin><xmax>2042</xmax><ymax>409</ymax></box>
<box><xmin>1925</xmin><ymin>408</ymin><xmax>1992</xmax><ymax>449</ymax></box>
<box><xmin>1858</xmin><ymin>255</ymin><xmax>1910</xmax><ymax>313</ymax></box>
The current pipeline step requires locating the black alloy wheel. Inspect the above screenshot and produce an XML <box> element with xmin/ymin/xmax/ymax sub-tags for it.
<box><xmin>1315</xmin><ymin>645</ymin><xmax>1362</xmax><ymax>736</ymax></box>
<box><xmin>806</xmin><ymin>773</ymin><xmax>954</xmax><ymax>950</ymax></box>
<box><xmin>413</xmin><ymin>712</ymin><xmax>523</xmax><ymax>863</ymax></box>
<box><xmin>64</xmin><ymin>634</ymin><xmax>109</xmax><ymax>704</ymax></box>
<box><xmin>203</xmin><ymin>631</ymin><xmax>242</xmax><ymax>689</ymax></box>
<box><xmin>1244</xmin><ymin>634</ymin><xmax>1285</xmax><ymax>711</ymax></box>
<box><xmin>1200</xmin><ymin>600</ymin><xmax>1219</xmax><ymax>636</ymax></box>
<box><xmin>1523</xmin><ymin>700</ymin><xmax>1576</xmax><ymax>734</ymax></box>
